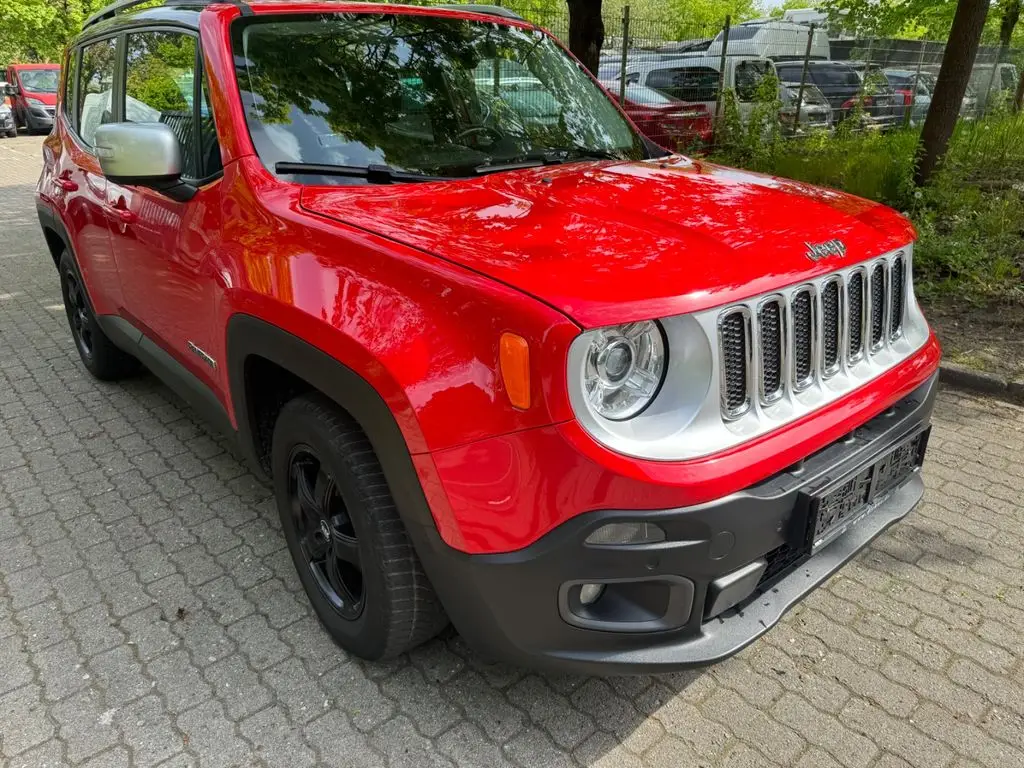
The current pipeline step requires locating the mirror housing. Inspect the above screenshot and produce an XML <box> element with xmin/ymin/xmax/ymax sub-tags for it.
<box><xmin>2</xmin><ymin>83</ymin><xmax>16</xmax><ymax>96</ymax></box>
<box><xmin>94</xmin><ymin>122</ymin><xmax>196</xmax><ymax>202</ymax></box>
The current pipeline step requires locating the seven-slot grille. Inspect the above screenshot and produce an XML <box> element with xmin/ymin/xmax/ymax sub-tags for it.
<box><xmin>719</xmin><ymin>254</ymin><xmax>908</xmax><ymax>419</ymax></box>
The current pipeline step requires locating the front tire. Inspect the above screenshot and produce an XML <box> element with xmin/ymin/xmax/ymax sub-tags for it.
<box><xmin>271</xmin><ymin>394</ymin><xmax>447</xmax><ymax>660</ymax></box>
<box><xmin>59</xmin><ymin>250</ymin><xmax>139</xmax><ymax>380</ymax></box>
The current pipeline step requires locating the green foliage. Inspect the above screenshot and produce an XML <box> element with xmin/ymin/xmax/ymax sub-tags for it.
<box><xmin>711</xmin><ymin>113</ymin><xmax>1024</xmax><ymax>303</ymax></box>
<box><xmin>769</xmin><ymin>0</ymin><xmax>821</xmax><ymax>20</ymax></box>
<box><xmin>0</xmin><ymin>0</ymin><xmax>105</xmax><ymax>63</ymax></box>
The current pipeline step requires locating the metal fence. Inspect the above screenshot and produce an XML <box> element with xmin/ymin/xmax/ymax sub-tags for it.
<box><xmin>413</xmin><ymin>1</ymin><xmax>1024</xmax><ymax>154</ymax></box>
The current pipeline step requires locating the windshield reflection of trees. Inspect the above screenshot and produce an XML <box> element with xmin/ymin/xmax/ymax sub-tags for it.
<box><xmin>237</xmin><ymin>14</ymin><xmax>643</xmax><ymax>177</ymax></box>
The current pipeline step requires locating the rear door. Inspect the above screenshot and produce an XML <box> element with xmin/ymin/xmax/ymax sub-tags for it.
<box><xmin>47</xmin><ymin>36</ymin><xmax>126</xmax><ymax>314</ymax></box>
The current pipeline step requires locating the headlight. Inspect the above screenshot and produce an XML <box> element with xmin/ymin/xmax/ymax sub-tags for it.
<box><xmin>27</xmin><ymin>97</ymin><xmax>45</xmax><ymax>107</ymax></box>
<box><xmin>582</xmin><ymin>321</ymin><xmax>666</xmax><ymax>420</ymax></box>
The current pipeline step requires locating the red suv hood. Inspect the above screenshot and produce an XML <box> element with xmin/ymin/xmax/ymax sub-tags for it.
<box><xmin>299</xmin><ymin>157</ymin><xmax>915</xmax><ymax>328</ymax></box>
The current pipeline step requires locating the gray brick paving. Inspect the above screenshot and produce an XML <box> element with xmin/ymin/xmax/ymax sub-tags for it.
<box><xmin>2</xmin><ymin>134</ymin><xmax>1023</xmax><ymax>767</ymax></box>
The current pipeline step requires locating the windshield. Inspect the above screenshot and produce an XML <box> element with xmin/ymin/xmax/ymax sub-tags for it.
<box><xmin>233</xmin><ymin>13</ymin><xmax>645</xmax><ymax>180</ymax></box>
<box><xmin>18</xmin><ymin>68</ymin><xmax>59</xmax><ymax>94</ymax></box>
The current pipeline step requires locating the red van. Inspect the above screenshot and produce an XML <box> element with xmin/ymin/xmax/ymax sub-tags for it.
<box><xmin>6</xmin><ymin>63</ymin><xmax>60</xmax><ymax>133</ymax></box>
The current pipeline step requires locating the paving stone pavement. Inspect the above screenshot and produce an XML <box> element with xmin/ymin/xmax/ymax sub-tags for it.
<box><xmin>2</xmin><ymin>134</ymin><xmax>1023</xmax><ymax>768</ymax></box>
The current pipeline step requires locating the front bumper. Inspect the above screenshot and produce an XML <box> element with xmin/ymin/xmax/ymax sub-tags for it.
<box><xmin>421</xmin><ymin>372</ymin><xmax>937</xmax><ymax>674</ymax></box>
<box><xmin>25</xmin><ymin>107</ymin><xmax>54</xmax><ymax>130</ymax></box>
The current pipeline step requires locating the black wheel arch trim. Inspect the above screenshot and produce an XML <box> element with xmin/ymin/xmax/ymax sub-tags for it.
<box><xmin>36</xmin><ymin>200</ymin><xmax>74</xmax><ymax>269</ymax></box>
<box><xmin>225</xmin><ymin>314</ymin><xmax>443</xmax><ymax>542</ymax></box>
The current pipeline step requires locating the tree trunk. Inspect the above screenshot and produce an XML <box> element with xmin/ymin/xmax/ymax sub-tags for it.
<box><xmin>566</xmin><ymin>0</ymin><xmax>604</xmax><ymax>75</ymax></box>
<box><xmin>914</xmin><ymin>0</ymin><xmax>990</xmax><ymax>186</ymax></box>
<box><xmin>1015</xmin><ymin>68</ymin><xmax>1024</xmax><ymax>112</ymax></box>
<box><xmin>999</xmin><ymin>0</ymin><xmax>1021</xmax><ymax>48</ymax></box>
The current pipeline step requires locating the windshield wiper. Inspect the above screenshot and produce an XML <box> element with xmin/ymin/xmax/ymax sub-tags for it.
<box><xmin>472</xmin><ymin>149</ymin><xmax>623</xmax><ymax>175</ymax></box>
<box><xmin>274</xmin><ymin>162</ymin><xmax>451</xmax><ymax>184</ymax></box>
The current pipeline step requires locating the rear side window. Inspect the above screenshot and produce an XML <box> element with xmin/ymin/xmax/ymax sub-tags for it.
<box><xmin>647</xmin><ymin>67</ymin><xmax>719</xmax><ymax>102</ymax></box>
<box><xmin>63</xmin><ymin>49</ymin><xmax>79</xmax><ymax>122</ymax></box>
<box><xmin>124</xmin><ymin>31</ymin><xmax>199</xmax><ymax>178</ymax></box>
<box><xmin>810</xmin><ymin>65</ymin><xmax>860</xmax><ymax>87</ymax></box>
<box><xmin>78</xmin><ymin>38</ymin><xmax>118</xmax><ymax>146</ymax></box>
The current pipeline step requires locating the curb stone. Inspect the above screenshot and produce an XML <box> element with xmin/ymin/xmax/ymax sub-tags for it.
<box><xmin>939</xmin><ymin>362</ymin><xmax>1024</xmax><ymax>404</ymax></box>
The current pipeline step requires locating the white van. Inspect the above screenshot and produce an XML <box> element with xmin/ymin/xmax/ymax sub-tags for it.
<box><xmin>705</xmin><ymin>21</ymin><xmax>830</xmax><ymax>62</ymax></box>
<box><xmin>606</xmin><ymin>55</ymin><xmax>778</xmax><ymax>124</ymax></box>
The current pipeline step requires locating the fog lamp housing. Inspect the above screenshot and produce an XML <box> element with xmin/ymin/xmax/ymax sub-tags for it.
<box><xmin>585</xmin><ymin>522</ymin><xmax>666</xmax><ymax>546</ymax></box>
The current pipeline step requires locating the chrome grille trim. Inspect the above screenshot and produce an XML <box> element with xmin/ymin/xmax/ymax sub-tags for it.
<box><xmin>756</xmin><ymin>295</ymin><xmax>787</xmax><ymax>405</ymax></box>
<box><xmin>717</xmin><ymin>308</ymin><xmax>753</xmax><ymax>420</ymax></box>
<box><xmin>717</xmin><ymin>250</ymin><xmax>914</xmax><ymax>421</ymax></box>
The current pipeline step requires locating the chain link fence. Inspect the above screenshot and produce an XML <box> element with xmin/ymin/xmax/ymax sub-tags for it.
<box><xmin>411</xmin><ymin>0</ymin><xmax>1023</xmax><ymax>155</ymax></box>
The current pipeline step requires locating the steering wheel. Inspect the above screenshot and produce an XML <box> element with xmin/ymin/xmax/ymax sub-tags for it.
<box><xmin>454</xmin><ymin>125</ymin><xmax>504</xmax><ymax>147</ymax></box>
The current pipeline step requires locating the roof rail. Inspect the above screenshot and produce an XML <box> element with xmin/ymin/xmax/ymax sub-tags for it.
<box><xmin>434</xmin><ymin>4</ymin><xmax>524</xmax><ymax>21</ymax></box>
<box><xmin>83</xmin><ymin>0</ymin><xmax>250</xmax><ymax>30</ymax></box>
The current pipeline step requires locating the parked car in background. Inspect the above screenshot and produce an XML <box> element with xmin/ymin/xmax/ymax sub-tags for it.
<box><xmin>775</xmin><ymin>60</ymin><xmax>897</xmax><ymax>130</ymax></box>
<box><xmin>705</xmin><ymin>20</ymin><xmax>830</xmax><ymax>61</ymax></box>
<box><xmin>40</xmin><ymin>0</ymin><xmax>940</xmax><ymax>675</ymax></box>
<box><xmin>5</xmin><ymin>63</ymin><xmax>60</xmax><ymax>133</ymax></box>
<box><xmin>0</xmin><ymin>81</ymin><xmax>17</xmax><ymax>137</ymax></box>
<box><xmin>778</xmin><ymin>81</ymin><xmax>833</xmax><ymax>134</ymax></box>
<box><xmin>846</xmin><ymin>61</ymin><xmax>903</xmax><ymax>126</ymax></box>
<box><xmin>607</xmin><ymin>55</ymin><xmax>778</xmax><ymax>126</ymax></box>
<box><xmin>603</xmin><ymin>83</ymin><xmax>713</xmax><ymax>150</ymax></box>
<box><xmin>882</xmin><ymin>69</ymin><xmax>931</xmax><ymax>125</ymax></box>
<box><xmin>967</xmin><ymin>63</ymin><xmax>1020</xmax><ymax>113</ymax></box>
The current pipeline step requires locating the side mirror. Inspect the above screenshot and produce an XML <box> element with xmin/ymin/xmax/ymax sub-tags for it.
<box><xmin>94</xmin><ymin>122</ymin><xmax>195</xmax><ymax>202</ymax></box>
<box><xmin>3</xmin><ymin>84</ymin><xmax>15</xmax><ymax>96</ymax></box>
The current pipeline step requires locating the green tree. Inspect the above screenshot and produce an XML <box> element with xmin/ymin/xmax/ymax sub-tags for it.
<box><xmin>0</xmin><ymin>0</ymin><xmax>105</xmax><ymax>63</ymax></box>
<box><xmin>769</xmin><ymin>0</ymin><xmax>821</xmax><ymax>19</ymax></box>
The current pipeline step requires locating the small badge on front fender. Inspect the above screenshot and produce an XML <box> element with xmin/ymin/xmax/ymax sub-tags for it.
<box><xmin>805</xmin><ymin>239</ymin><xmax>847</xmax><ymax>262</ymax></box>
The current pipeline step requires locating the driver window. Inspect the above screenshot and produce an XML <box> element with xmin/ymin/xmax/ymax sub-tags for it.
<box><xmin>124</xmin><ymin>31</ymin><xmax>199</xmax><ymax>178</ymax></box>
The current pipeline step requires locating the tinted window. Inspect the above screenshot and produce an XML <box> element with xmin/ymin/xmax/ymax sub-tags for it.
<box><xmin>124</xmin><ymin>31</ymin><xmax>199</xmax><ymax>178</ymax></box>
<box><xmin>885</xmin><ymin>73</ymin><xmax>912</xmax><ymax>88</ymax></box>
<box><xmin>78</xmin><ymin>38</ymin><xmax>117</xmax><ymax>146</ymax></box>
<box><xmin>715</xmin><ymin>26</ymin><xmax>760</xmax><ymax>42</ymax></box>
<box><xmin>775</xmin><ymin>63</ymin><xmax>804</xmax><ymax>82</ymax></box>
<box><xmin>809</xmin><ymin>64</ymin><xmax>860</xmax><ymax>87</ymax></box>
<box><xmin>233</xmin><ymin>14</ymin><xmax>643</xmax><ymax>180</ymax></box>
<box><xmin>735</xmin><ymin>60</ymin><xmax>771</xmax><ymax>101</ymax></box>
<box><xmin>647</xmin><ymin>66</ymin><xmax>719</xmax><ymax>101</ymax></box>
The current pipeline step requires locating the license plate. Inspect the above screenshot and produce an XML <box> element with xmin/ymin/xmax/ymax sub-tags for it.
<box><xmin>807</xmin><ymin>428</ymin><xmax>929</xmax><ymax>553</ymax></box>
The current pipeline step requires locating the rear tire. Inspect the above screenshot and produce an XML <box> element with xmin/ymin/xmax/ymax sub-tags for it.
<box><xmin>59</xmin><ymin>250</ymin><xmax>139</xmax><ymax>380</ymax></box>
<box><xmin>271</xmin><ymin>393</ymin><xmax>448</xmax><ymax>660</ymax></box>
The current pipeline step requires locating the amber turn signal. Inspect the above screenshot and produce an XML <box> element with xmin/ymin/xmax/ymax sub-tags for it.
<box><xmin>499</xmin><ymin>333</ymin><xmax>531</xmax><ymax>410</ymax></box>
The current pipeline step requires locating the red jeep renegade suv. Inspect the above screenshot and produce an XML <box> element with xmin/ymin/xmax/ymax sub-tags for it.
<box><xmin>37</xmin><ymin>0</ymin><xmax>941</xmax><ymax>673</ymax></box>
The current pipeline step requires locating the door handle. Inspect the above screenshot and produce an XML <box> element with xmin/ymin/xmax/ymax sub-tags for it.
<box><xmin>55</xmin><ymin>171</ymin><xmax>77</xmax><ymax>192</ymax></box>
<box><xmin>105</xmin><ymin>198</ymin><xmax>136</xmax><ymax>224</ymax></box>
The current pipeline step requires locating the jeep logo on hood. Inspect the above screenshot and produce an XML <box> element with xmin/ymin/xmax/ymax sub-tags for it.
<box><xmin>805</xmin><ymin>239</ymin><xmax>847</xmax><ymax>262</ymax></box>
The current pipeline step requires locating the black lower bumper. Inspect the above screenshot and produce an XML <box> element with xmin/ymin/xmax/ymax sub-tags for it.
<box><xmin>419</xmin><ymin>373</ymin><xmax>938</xmax><ymax>675</ymax></box>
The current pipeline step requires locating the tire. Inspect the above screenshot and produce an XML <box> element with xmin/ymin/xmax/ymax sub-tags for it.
<box><xmin>58</xmin><ymin>250</ymin><xmax>139</xmax><ymax>380</ymax></box>
<box><xmin>271</xmin><ymin>393</ymin><xmax>448</xmax><ymax>659</ymax></box>
<box><xmin>6</xmin><ymin>128</ymin><xmax>16</xmax><ymax>138</ymax></box>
